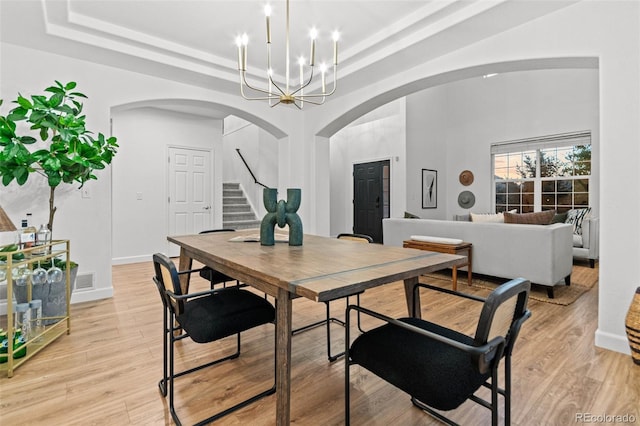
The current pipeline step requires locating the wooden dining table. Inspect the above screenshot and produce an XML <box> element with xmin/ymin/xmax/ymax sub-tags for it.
<box><xmin>168</xmin><ymin>229</ymin><xmax>467</xmax><ymax>425</ymax></box>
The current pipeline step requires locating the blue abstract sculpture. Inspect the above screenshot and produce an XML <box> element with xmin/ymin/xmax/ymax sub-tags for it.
<box><xmin>260</xmin><ymin>188</ymin><xmax>303</xmax><ymax>246</ymax></box>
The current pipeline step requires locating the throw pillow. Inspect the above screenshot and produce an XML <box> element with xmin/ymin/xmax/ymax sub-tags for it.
<box><xmin>565</xmin><ymin>207</ymin><xmax>591</xmax><ymax>235</ymax></box>
<box><xmin>404</xmin><ymin>211</ymin><xmax>420</xmax><ymax>219</ymax></box>
<box><xmin>551</xmin><ymin>211</ymin><xmax>568</xmax><ymax>224</ymax></box>
<box><xmin>470</xmin><ymin>212</ymin><xmax>505</xmax><ymax>223</ymax></box>
<box><xmin>504</xmin><ymin>210</ymin><xmax>556</xmax><ymax>225</ymax></box>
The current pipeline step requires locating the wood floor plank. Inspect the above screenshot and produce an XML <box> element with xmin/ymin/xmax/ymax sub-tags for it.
<box><xmin>1</xmin><ymin>261</ymin><xmax>638</xmax><ymax>425</ymax></box>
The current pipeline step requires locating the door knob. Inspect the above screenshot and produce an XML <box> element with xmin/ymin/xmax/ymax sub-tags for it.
<box><xmin>203</xmin><ymin>206</ymin><xmax>211</xmax><ymax>210</ymax></box>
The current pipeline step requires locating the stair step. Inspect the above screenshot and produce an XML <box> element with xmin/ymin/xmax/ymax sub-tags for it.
<box><xmin>223</xmin><ymin>219</ymin><xmax>262</xmax><ymax>230</ymax></box>
<box><xmin>223</xmin><ymin>196</ymin><xmax>248</xmax><ymax>205</ymax></box>
<box><xmin>223</xmin><ymin>189</ymin><xmax>243</xmax><ymax>197</ymax></box>
<box><xmin>223</xmin><ymin>182</ymin><xmax>240</xmax><ymax>190</ymax></box>
<box><xmin>224</xmin><ymin>205</ymin><xmax>252</xmax><ymax>213</ymax></box>
<box><xmin>224</xmin><ymin>212</ymin><xmax>257</xmax><ymax>221</ymax></box>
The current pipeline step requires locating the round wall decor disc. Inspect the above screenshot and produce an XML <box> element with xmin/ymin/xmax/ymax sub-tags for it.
<box><xmin>459</xmin><ymin>170</ymin><xmax>474</xmax><ymax>186</ymax></box>
<box><xmin>458</xmin><ymin>191</ymin><xmax>476</xmax><ymax>209</ymax></box>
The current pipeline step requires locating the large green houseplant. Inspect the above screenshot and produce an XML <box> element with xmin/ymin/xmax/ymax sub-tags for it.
<box><xmin>0</xmin><ymin>80</ymin><xmax>118</xmax><ymax>237</ymax></box>
<box><xmin>0</xmin><ymin>81</ymin><xmax>118</xmax><ymax>316</ymax></box>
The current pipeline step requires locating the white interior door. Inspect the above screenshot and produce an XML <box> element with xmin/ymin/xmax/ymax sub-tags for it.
<box><xmin>168</xmin><ymin>147</ymin><xmax>212</xmax><ymax>256</ymax></box>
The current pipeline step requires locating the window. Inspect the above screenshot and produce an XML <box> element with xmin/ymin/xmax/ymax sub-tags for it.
<box><xmin>492</xmin><ymin>132</ymin><xmax>591</xmax><ymax>213</ymax></box>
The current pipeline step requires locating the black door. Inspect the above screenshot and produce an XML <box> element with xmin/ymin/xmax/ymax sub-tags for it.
<box><xmin>353</xmin><ymin>160</ymin><xmax>390</xmax><ymax>243</ymax></box>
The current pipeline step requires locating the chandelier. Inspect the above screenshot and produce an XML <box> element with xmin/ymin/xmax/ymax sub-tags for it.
<box><xmin>235</xmin><ymin>0</ymin><xmax>339</xmax><ymax>109</ymax></box>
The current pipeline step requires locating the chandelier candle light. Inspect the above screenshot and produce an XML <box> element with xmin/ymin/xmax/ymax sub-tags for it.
<box><xmin>236</xmin><ymin>0</ymin><xmax>339</xmax><ymax>108</ymax></box>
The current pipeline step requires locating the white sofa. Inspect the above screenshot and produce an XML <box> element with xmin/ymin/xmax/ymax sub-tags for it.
<box><xmin>383</xmin><ymin>218</ymin><xmax>574</xmax><ymax>298</ymax></box>
<box><xmin>572</xmin><ymin>217</ymin><xmax>599</xmax><ymax>268</ymax></box>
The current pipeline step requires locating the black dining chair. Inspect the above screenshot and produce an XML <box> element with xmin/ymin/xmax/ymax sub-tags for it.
<box><xmin>292</xmin><ymin>233</ymin><xmax>373</xmax><ymax>362</ymax></box>
<box><xmin>197</xmin><ymin>229</ymin><xmax>240</xmax><ymax>288</ymax></box>
<box><xmin>345</xmin><ymin>277</ymin><xmax>531</xmax><ymax>425</ymax></box>
<box><xmin>152</xmin><ymin>253</ymin><xmax>276</xmax><ymax>425</ymax></box>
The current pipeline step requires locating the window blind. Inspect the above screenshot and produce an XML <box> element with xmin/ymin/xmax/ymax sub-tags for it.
<box><xmin>490</xmin><ymin>131</ymin><xmax>591</xmax><ymax>155</ymax></box>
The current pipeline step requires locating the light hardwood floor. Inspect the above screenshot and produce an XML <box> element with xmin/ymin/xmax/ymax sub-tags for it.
<box><xmin>0</xmin><ymin>261</ymin><xmax>638</xmax><ymax>425</ymax></box>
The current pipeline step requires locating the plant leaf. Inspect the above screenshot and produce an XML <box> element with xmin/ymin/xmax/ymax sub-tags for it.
<box><xmin>18</xmin><ymin>136</ymin><xmax>37</xmax><ymax>144</ymax></box>
<box><xmin>49</xmin><ymin>92</ymin><xmax>63</xmax><ymax>108</ymax></box>
<box><xmin>47</xmin><ymin>173</ymin><xmax>61</xmax><ymax>187</ymax></box>
<box><xmin>2</xmin><ymin>174</ymin><xmax>14</xmax><ymax>186</ymax></box>
<box><xmin>14</xmin><ymin>166</ymin><xmax>29</xmax><ymax>185</ymax></box>
<box><xmin>17</xmin><ymin>95</ymin><xmax>33</xmax><ymax>109</ymax></box>
<box><xmin>45</xmin><ymin>85</ymin><xmax>64</xmax><ymax>94</ymax></box>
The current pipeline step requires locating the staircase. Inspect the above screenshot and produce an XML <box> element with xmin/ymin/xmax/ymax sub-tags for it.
<box><xmin>223</xmin><ymin>183</ymin><xmax>261</xmax><ymax>230</ymax></box>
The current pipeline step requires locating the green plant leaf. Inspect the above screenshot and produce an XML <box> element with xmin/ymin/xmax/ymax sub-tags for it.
<box><xmin>31</xmin><ymin>149</ymin><xmax>50</xmax><ymax>161</ymax></box>
<box><xmin>45</xmin><ymin>85</ymin><xmax>64</xmax><ymax>94</ymax></box>
<box><xmin>64</xmin><ymin>82</ymin><xmax>77</xmax><ymax>90</ymax></box>
<box><xmin>18</xmin><ymin>135</ymin><xmax>36</xmax><ymax>144</ymax></box>
<box><xmin>2</xmin><ymin>174</ymin><xmax>14</xmax><ymax>186</ymax></box>
<box><xmin>56</xmin><ymin>104</ymin><xmax>74</xmax><ymax>115</ymax></box>
<box><xmin>17</xmin><ymin>95</ymin><xmax>33</xmax><ymax>109</ymax></box>
<box><xmin>44</xmin><ymin>156</ymin><xmax>62</xmax><ymax>171</ymax></box>
<box><xmin>29</xmin><ymin>110</ymin><xmax>46</xmax><ymax>123</ymax></box>
<box><xmin>32</xmin><ymin>95</ymin><xmax>49</xmax><ymax>108</ymax></box>
<box><xmin>49</xmin><ymin>92</ymin><xmax>63</xmax><ymax>108</ymax></box>
<box><xmin>14</xmin><ymin>166</ymin><xmax>29</xmax><ymax>185</ymax></box>
<box><xmin>47</xmin><ymin>172</ymin><xmax>61</xmax><ymax>187</ymax></box>
<box><xmin>7</xmin><ymin>107</ymin><xmax>28</xmax><ymax>121</ymax></box>
<box><xmin>39</xmin><ymin>127</ymin><xmax>49</xmax><ymax>141</ymax></box>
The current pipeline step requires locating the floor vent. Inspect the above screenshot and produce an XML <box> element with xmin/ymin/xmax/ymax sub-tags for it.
<box><xmin>75</xmin><ymin>272</ymin><xmax>94</xmax><ymax>290</ymax></box>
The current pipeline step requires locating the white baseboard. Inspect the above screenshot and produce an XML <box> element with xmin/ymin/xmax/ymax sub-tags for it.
<box><xmin>595</xmin><ymin>328</ymin><xmax>631</xmax><ymax>355</ymax></box>
<box><xmin>112</xmin><ymin>255</ymin><xmax>151</xmax><ymax>265</ymax></box>
<box><xmin>70</xmin><ymin>287</ymin><xmax>113</xmax><ymax>304</ymax></box>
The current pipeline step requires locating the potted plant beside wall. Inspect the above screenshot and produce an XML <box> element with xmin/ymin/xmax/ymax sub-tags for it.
<box><xmin>0</xmin><ymin>81</ymin><xmax>118</xmax><ymax>318</ymax></box>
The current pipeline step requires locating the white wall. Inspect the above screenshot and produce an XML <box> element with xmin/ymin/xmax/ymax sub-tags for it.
<box><xmin>111</xmin><ymin>107</ymin><xmax>222</xmax><ymax>264</ymax></box>
<box><xmin>329</xmin><ymin>99</ymin><xmax>406</xmax><ymax>236</ymax></box>
<box><xmin>406</xmin><ymin>68</ymin><xmax>599</xmax><ymax>219</ymax></box>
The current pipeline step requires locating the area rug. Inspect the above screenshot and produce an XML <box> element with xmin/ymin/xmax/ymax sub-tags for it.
<box><xmin>422</xmin><ymin>262</ymin><xmax>598</xmax><ymax>306</ymax></box>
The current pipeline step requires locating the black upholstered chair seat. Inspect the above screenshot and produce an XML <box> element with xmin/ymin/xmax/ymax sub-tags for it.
<box><xmin>178</xmin><ymin>289</ymin><xmax>275</xmax><ymax>343</ymax></box>
<box><xmin>350</xmin><ymin>317</ymin><xmax>490</xmax><ymax>411</ymax></box>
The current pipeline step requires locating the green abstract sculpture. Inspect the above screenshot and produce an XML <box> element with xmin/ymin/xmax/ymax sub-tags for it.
<box><xmin>260</xmin><ymin>188</ymin><xmax>303</xmax><ymax>246</ymax></box>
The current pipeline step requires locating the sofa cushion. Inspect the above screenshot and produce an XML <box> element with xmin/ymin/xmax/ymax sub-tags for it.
<box><xmin>551</xmin><ymin>211</ymin><xmax>568</xmax><ymax>224</ymax></box>
<box><xmin>470</xmin><ymin>212</ymin><xmax>505</xmax><ymax>223</ymax></box>
<box><xmin>566</xmin><ymin>208</ymin><xmax>591</xmax><ymax>235</ymax></box>
<box><xmin>410</xmin><ymin>235</ymin><xmax>464</xmax><ymax>245</ymax></box>
<box><xmin>573</xmin><ymin>234</ymin><xmax>583</xmax><ymax>248</ymax></box>
<box><xmin>504</xmin><ymin>210</ymin><xmax>555</xmax><ymax>225</ymax></box>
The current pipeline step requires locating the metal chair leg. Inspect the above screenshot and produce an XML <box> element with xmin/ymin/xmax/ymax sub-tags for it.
<box><xmin>327</xmin><ymin>300</ymin><xmax>346</xmax><ymax>362</ymax></box>
<box><xmin>159</xmin><ymin>312</ymin><xmax>275</xmax><ymax>425</ymax></box>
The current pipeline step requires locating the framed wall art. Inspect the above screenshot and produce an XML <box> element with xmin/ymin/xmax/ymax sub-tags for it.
<box><xmin>422</xmin><ymin>169</ymin><xmax>437</xmax><ymax>209</ymax></box>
